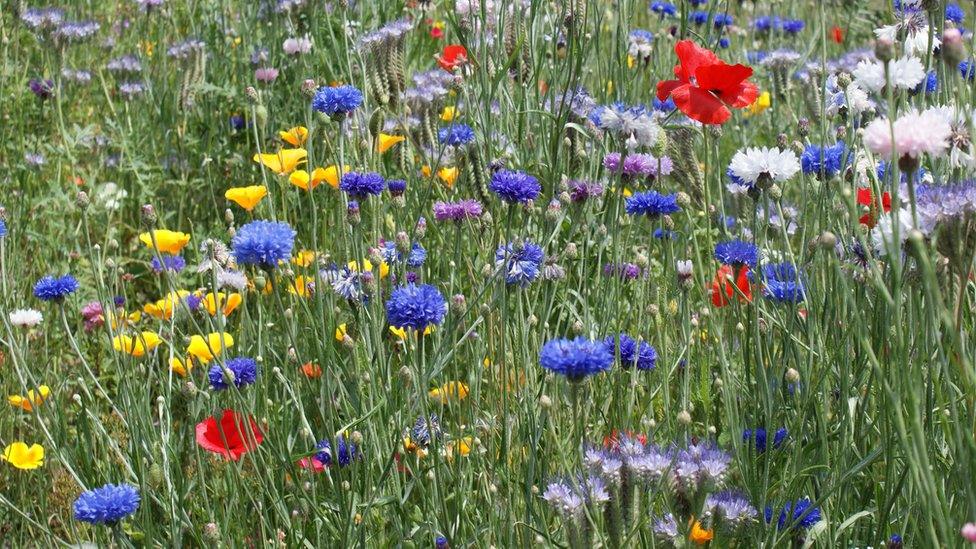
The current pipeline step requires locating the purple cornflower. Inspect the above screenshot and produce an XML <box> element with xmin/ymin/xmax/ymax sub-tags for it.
<box><xmin>603</xmin><ymin>333</ymin><xmax>657</xmax><ymax>370</ymax></box>
<box><xmin>603</xmin><ymin>263</ymin><xmax>642</xmax><ymax>280</ymax></box>
<box><xmin>433</xmin><ymin>199</ymin><xmax>483</xmax><ymax>222</ymax></box>
<box><xmin>568</xmin><ymin>180</ymin><xmax>604</xmax><ymax>202</ymax></box>
<box><xmin>495</xmin><ymin>241</ymin><xmax>544</xmax><ymax>286</ymax></box>
<box><xmin>604</xmin><ymin>152</ymin><xmax>673</xmax><ymax>180</ymax></box>
<box><xmin>29</xmin><ymin>78</ymin><xmax>55</xmax><ymax>100</ymax></box>
<box><xmin>673</xmin><ymin>442</ymin><xmax>732</xmax><ymax>494</ymax></box>
<box><xmin>21</xmin><ymin>8</ymin><xmax>64</xmax><ymax>31</ymax></box>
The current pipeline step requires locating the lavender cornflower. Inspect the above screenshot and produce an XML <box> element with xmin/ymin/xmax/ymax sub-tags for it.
<box><xmin>567</xmin><ymin>180</ymin><xmax>604</xmax><ymax>203</ymax></box>
<box><xmin>250</xmin><ymin>47</ymin><xmax>269</xmax><ymax>66</ymax></box>
<box><xmin>21</xmin><ymin>8</ymin><xmax>64</xmax><ymax>32</ymax></box>
<box><xmin>61</xmin><ymin>69</ymin><xmax>92</xmax><ymax>84</ymax></box>
<box><xmin>329</xmin><ymin>268</ymin><xmax>364</xmax><ymax>301</ymax></box>
<box><xmin>495</xmin><ymin>241</ymin><xmax>544</xmax><ymax>286</ymax></box>
<box><xmin>283</xmin><ymin>36</ymin><xmax>313</xmax><ymax>55</ymax></box>
<box><xmin>166</xmin><ymin>38</ymin><xmax>206</xmax><ymax>60</ymax></box>
<box><xmin>652</xmin><ymin>514</ymin><xmax>681</xmax><ymax>545</ymax></box>
<box><xmin>118</xmin><ymin>82</ymin><xmax>145</xmax><ymax>100</ymax></box>
<box><xmin>254</xmin><ymin>67</ymin><xmax>279</xmax><ymax>83</ymax></box>
<box><xmin>433</xmin><ymin>200</ymin><xmax>484</xmax><ymax>222</ymax></box>
<box><xmin>489</xmin><ymin>170</ymin><xmax>541</xmax><ymax>204</ymax></box>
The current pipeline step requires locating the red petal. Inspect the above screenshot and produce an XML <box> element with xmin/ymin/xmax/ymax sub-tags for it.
<box><xmin>856</xmin><ymin>187</ymin><xmax>872</xmax><ymax>206</ymax></box>
<box><xmin>656</xmin><ymin>80</ymin><xmax>685</xmax><ymax>101</ymax></box>
<box><xmin>881</xmin><ymin>191</ymin><xmax>892</xmax><ymax>212</ymax></box>
<box><xmin>673</xmin><ymin>40</ymin><xmax>720</xmax><ymax>82</ymax></box>
<box><xmin>695</xmin><ymin>63</ymin><xmax>756</xmax><ymax>106</ymax></box>
<box><xmin>726</xmin><ymin>81</ymin><xmax>760</xmax><ymax>108</ymax></box>
<box><xmin>671</xmin><ymin>85</ymin><xmax>731</xmax><ymax>125</ymax></box>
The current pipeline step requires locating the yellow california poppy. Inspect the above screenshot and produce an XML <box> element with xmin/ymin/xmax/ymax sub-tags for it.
<box><xmin>289</xmin><ymin>166</ymin><xmax>336</xmax><ymax>191</ymax></box>
<box><xmin>8</xmin><ymin>386</ymin><xmax>51</xmax><ymax>412</ymax></box>
<box><xmin>2</xmin><ymin>442</ymin><xmax>44</xmax><ymax>470</ymax></box>
<box><xmin>428</xmin><ymin>381</ymin><xmax>469</xmax><ymax>402</ymax></box>
<box><xmin>143</xmin><ymin>290</ymin><xmax>191</xmax><ymax>320</ymax></box>
<box><xmin>291</xmin><ymin>250</ymin><xmax>317</xmax><ymax>267</ymax></box>
<box><xmin>225</xmin><ymin>185</ymin><xmax>268</xmax><ymax>211</ymax></box>
<box><xmin>746</xmin><ymin>91</ymin><xmax>771</xmax><ymax>117</ymax></box>
<box><xmin>389</xmin><ymin>325</ymin><xmax>435</xmax><ymax>340</ymax></box>
<box><xmin>112</xmin><ymin>331</ymin><xmax>162</xmax><ymax>358</ymax></box>
<box><xmin>440</xmin><ymin>106</ymin><xmax>456</xmax><ymax>122</ymax></box>
<box><xmin>170</xmin><ymin>356</ymin><xmax>193</xmax><ymax>377</ymax></box>
<box><xmin>289</xmin><ymin>276</ymin><xmax>314</xmax><ymax>297</ymax></box>
<box><xmin>320</xmin><ymin>165</ymin><xmax>349</xmax><ymax>189</ymax></box>
<box><xmin>437</xmin><ymin>167</ymin><xmax>459</xmax><ymax>187</ymax></box>
<box><xmin>689</xmin><ymin>519</ymin><xmax>714</xmax><ymax>545</ymax></box>
<box><xmin>187</xmin><ymin>332</ymin><xmax>234</xmax><ymax>364</ymax></box>
<box><xmin>335</xmin><ymin>323</ymin><xmax>348</xmax><ymax>342</ymax></box>
<box><xmin>377</xmin><ymin>133</ymin><xmax>406</xmax><ymax>154</ymax></box>
<box><xmin>444</xmin><ymin>436</ymin><xmax>473</xmax><ymax>460</ymax></box>
<box><xmin>253</xmin><ymin>148</ymin><xmax>307</xmax><ymax>175</ymax></box>
<box><xmin>202</xmin><ymin>292</ymin><xmax>242</xmax><ymax>316</ymax></box>
<box><xmin>279</xmin><ymin>126</ymin><xmax>309</xmax><ymax>147</ymax></box>
<box><xmin>139</xmin><ymin>230</ymin><xmax>191</xmax><ymax>255</ymax></box>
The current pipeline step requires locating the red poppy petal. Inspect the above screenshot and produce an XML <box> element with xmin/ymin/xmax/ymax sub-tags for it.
<box><xmin>673</xmin><ymin>40</ymin><xmax>720</xmax><ymax>82</ymax></box>
<box><xmin>881</xmin><ymin>191</ymin><xmax>892</xmax><ymax>212</ymax></box>
<box><xmin>671</xmin><ymin>85</ymin><xmax>731</xmax><ymax>125</ymax></box>
<box><xmin>856</xmin><ymin>187</ymin><xmax>872</xmax><ymax>206</ymax></box>
<box><xmin>196</xmin><ymin>419</ymin><xmax>233</xmax><ymax>458</ymax></box>
<box><xmin>656</xmin><ymin>80</ymin><xmax>685</xmax><ymax>101</ymax></box>
<box><xmin>695</xmin><ymin>63</ymin><xmax>754</xmax><ymax>98</ymax></box>
<box><xmin>725</xmin><ymin>82</ymin><xmax>760</xmax><ymax>108</ymax></box>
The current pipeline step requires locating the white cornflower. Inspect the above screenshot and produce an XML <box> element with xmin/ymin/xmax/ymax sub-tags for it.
<box><xmin>853</xmin><ymin>57</ymin><xmax>925</xmax><ymax>92</ymax></box>
<box><xmin>9</xmin><ymin>308</ymin><xmax>43</xmax><ymax>327</ymax></box>
<box><xmin>728</xmin><ymin>147</ymin><xmax>801</xmax><ymax>186</ymax></box>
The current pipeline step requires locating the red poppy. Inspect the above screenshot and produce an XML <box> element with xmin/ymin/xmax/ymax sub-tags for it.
<box><xmin>196</xmin><ymin>409</ymin><xmax>264</xmax><ymax>461</ymax></box>
<box><xmin>656</xmin><ymin>40</ymin><xmax>759</xmax><ymax>125</ymax></box>
<box><xmin>297</xmin><ymin>456</ymin><xmax>326</xmax><ymax>473</ymax></box>
<box><xmin>831</xmin><ymin>26</ymin><xmax>844</xmax><ymax>44</ymax></box>
<box><xmin>856</xmin><ymin>187</ymin><xmax>891</xmax><ymax>228</ymax></box>
<box><xmin>709</xmin><ymin>265</ymin><xmax>752</xmax><ymax>307</ymax></box>
<box><xmin>438</xmin><ymin>44</ymin><xmax>468</xmax><ymax>72</ymax></box>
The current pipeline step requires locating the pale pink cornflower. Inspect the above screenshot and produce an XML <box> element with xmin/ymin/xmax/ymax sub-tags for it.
<box><xmin>962</xmin><ymin>523</ymin><xmax>976</xmax><ymax>543</ymax></box>
<box><xmin>283</xmin><ymin>37</ymin><xmax>312</xmax><ymax>55</ymax></box>
<box><xmin>862</xmin><ymin>110</ymin><xmax>951</xmax><ymax>161</ymax></box>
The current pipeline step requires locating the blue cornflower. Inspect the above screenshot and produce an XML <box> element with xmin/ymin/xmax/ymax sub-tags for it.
<box><xmin>690</xmin><ymin>11</ymin><xmax>708</xmax><ymax>25</ymax></box>
<box><xmin>437</xmin><ymin>123</ymin><xmax>476</xmax><ymax>146</ymax></box>
<box><xmin>311</xmin><ymin>85</ymin><xmax>364</xmax><ymax>117</ymax></box>
<box><xmin>713</xmin><ymin>13</ymin><xmax>734</xmax><ymax>28</ymax></box>
<box><xmin>925</xmin><ymin>71</ymin><xmax>938</xmax><ymax>93</ymax></box>
<box><xmin>539</xmin><ymin>337</ymin><xmax>614</xmax><ymax>381</ymax></box>
<box><xmin>742</xmin><ymin>427</ymin><xmax>788</xmax><ymax>452</ymax></box>
<box><xmin>232</xmin><ymin>220</ymin><xmax>296</xmax><ymax>269</ymax></box>
<box><xmin>718</xmin><ymin>37</ymin><xmax>731</xmax><ymax>49</ymax></box>
<box><xmin>650</xmin><ymin>1</ymin><xmax>677</xmax><ymax>17</ymax></box>
<box><xmin>876</xmin><ymin>160</ymin><xmax>926</xmax><ymax>184</ymax></box>
<box><xmin>151</xmin><ymin>255</ymin><xmax>186</xmax><ymax>273</ymax></box>
<box><xmin>603</xmin><ymin>333</ymin><xmax>657</xmax><ymax>370</ymax></box>
<box><xmin>385</xmin><ymin>283</ymin><xmax>447</xmax><ymax>330</ymax></box>
<box><xmin>654</xmin><ymin>228</ymin><xmax>676</xmax><ymax>240</ymax></box>
<box><xmin>960</xmin><ymin>60</ymin><xmax>976</xmax><ymax>81</ymax></box>
<box><xmin>762</xmin><ymin>262</ymin><xmax>806</xmax><ymax>303</ymax></box>
<box><xmin>754</xmin><ymin>16</ymin><xmax>779</xmax><ymax>32</ymax></box>
<box><xmin>340</xmin><ymin>171</ymin><xmax>386</xmax><ymax>199</ymax></box>
<box><xmin>0</xmin><ymin>219</ymin><xmax>6</xmax><ymax>238</ymax></box>
<box><xmin>765</xmin><ymin>498</ymin><xmax>822</xmax><ymax>531</ymax></box>
<box><xmin>435</xmin><ymin>536</ymin><xmax>449</xmax><ymax>549</ymax></box>
<box><xmin>690</xmin><ymin>0</ymin><xmax>707</xmax><ymax>5</ymax></box>
<box><xmin>801</xmin><ymin>141</ymin><xmax>847</xmax><ymax>179</ymax></box>
<box><xmin>208</xmin><ymin>357</ymin><xmax>259</xmax><ymax>390</ymax></box>
<box><xmin>316</xmin><ymin>435</ymin><xmax>360</xmax><ymax>467</ymax></box>
<box><xmin>33</xmin><ymin>274</ymin><xmax>79</xmax><ymax>302</ymax></box>
<box><xmin>495</xmin><ymin>241</ymin><xmax>544</xmax><ymax>286</ymax></box>
<box><xmin>625</xmin><ymin>191</ymin><xmax>680</xmax><ymax>217</ymax></box>
<box><xmin>946</xmin><ymin>3</ymin><xmax>965</xmax><ymax>24</ymax></box>
<box><xmin>387</xmin><ymin>179</ymin><xmax>407</xmax><ymax>196</ymax></box>
<box><xmin>653</xmin><ymin>97</ymin><xmax>675</xmax><ymax>112</ymax></box>
<box><xmin>714</xmin><ymin>240</ymin><xmax>759</xmax><ymax>268</ymax></box>
<box><xmin>229</xmin><ymin>114</ymin><xmax>247</xmax><ymax>131</ymax></box>
<box><xmin>889</xmin><ymin>534</ymin><xmax>903</xmax><ymax>548</ymax></box>
<box><xmin>73</xmin><ymin>483</ymin><xmax>140</xmax><ymax>525</ymax></box>
<box><xmin>407</xmin><ymin>242</ymin><xmax>427</xmax><ymax>268</ymax></box>
<box><xmin>489</xmin><ymin>169</ymin><xmax>541</xmax><ymax>204</ymax></box>
<box><xmin>782</xmin><ymin>19</ymin><xmax>805</xmax><ymax>34</ymax></box>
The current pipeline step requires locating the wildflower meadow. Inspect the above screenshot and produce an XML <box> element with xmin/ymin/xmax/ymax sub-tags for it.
<box><xmin>3</xmin><ymin>0</ymin><xmax>976</xmax><ymax>546</ymax></box>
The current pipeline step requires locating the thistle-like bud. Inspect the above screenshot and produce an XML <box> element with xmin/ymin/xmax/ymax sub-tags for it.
<box><xmin>301</xmin><ymin>79</ymin><xmax>318</xmax><ymax>97</ymax></box>
<box><xmin>75</xmin><ymin>190</ymin><xmax>90</xmax><ymax>211</ymax></box>
<box><xmin>874</xmin><ymin>39</ymin><xmax>896</xmax><ymax>63</ymax></box>
<box><xmin>140</xmin><ymin>204</ymin><xmax>157</xmax><ymax>228</ymax></box>
<box><xmin>244</xmin><ymin>86</ymin><xmax>259</xmax><ymax>103</ymax></box>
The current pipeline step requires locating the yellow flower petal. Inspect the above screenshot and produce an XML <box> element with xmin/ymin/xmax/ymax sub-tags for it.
<box><xmin>335</xmin><ymin>323</ymin><xmax>348</xmax><ymax>342</ymax></box>
<box><xmin>289</xmin><ymin>275</ymin><xmax>313</xmax><ymax>297</ymax></box>
<box><xmin>348</xmin><ymin>258</ymin><xmax>389</xmax><ymax>279</ymax></box>
<box><xmin>225</xmin><ymin>185</ymin><xmax>268</xmax><ymax>211</ymax></box>
<box><xmin>279</xmin><ymin>126</ymin><xmax>309</xmax><ymax>147</ymax></box>
<box><xmin>2</xmin><ymin>442</ymin><xmax>45</xmax><ymax>470</ymax></box>
<box><xmin>139</xmin><ymin>230</ymin><xmax>191</xmax><ymax>255</ymax></box>
<box><xmin>187</xmin><ymin>332</ymin><xmax>234</xmax><ymax>364</ymax></box>
<box><xmin>440</xmin><ymin>106</ymin><xmax>456</xmax><ymax>122</ymax></box>
<box><xmin>437</xmin><ymin>167</ymin><xmax>459</xmax><ymax>188</ymax></box>
<box><xmin>170</xmin><ymin>356</ymin><xmax>193</xmax><ymax>377</ymax></box>
<box><xmin>203</xmin><ymin>292</ymin><xmax>242</xmax><ymax>316</ymax></box>
<box><xmin>8</xmin><ymin>385</ymin><xmax>51</xmax><ymax>412</ymax></box>
<box><xmin>253</xmin><ymin>148</ymin><xmax>307</xmax><ymax>175</ymax></box>
<box><xmin>112</xmin><ymin>331</ymin><xmax>161</xmax><ymax>358</ymax></box>
<box><xmin>428</xmin><ymin>381</ymin><xmax>469</xmax><ymax>402</ymax></box>
<box><xmin>377</xmin><ymin>133</ymin><xmax>406</xmax><ymax>154</ymax></box>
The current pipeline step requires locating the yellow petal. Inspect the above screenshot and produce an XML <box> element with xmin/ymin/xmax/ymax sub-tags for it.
<box><xmin>440</xmin><ymin>106</ymin><xmax>456</xmax><ymax>122</ymax></box>
<box><xmin>377</xmin><ymin>133</ymin><xmax>406</xmax><ymax>154</ymax></box>
<box><xmin>437</xmin><ymin>167</ymin><xmax>459</xmax><ymax>188</ymax></box>
<box><xmin>322</xmin><ymin>165</ymin><xmax>350</xmax><ymax>189</ymax></box>
<box><xmin>170</xmin><ymin>356</ymin><xmax>193</xmax><ymax>377</ymax></box>
<box><xmin>187</xmin><ymin>332</ymin><xmax>234</xmax><ymax>363</ymax></box>
<box><xmin>254</xmin><ymin>148</ymin><xmax>308</xmax><ymax>175</ymax></box>
<box><xmin>279</xmin><ymin>126</ymin><xmax>309</xmax><ymax>147</ymax></box>
<box><xmin>335</xmin><ymin>323</ymin><xmax>347</xmax><ymax>342</ymax></box>
<box><xmin>225</xmin><ymin>185</ymin><xmax>268</xmax><ymax>211</ymax></box>
<box><xmin>139</xmin><ymin>230</ymin><xmax>191</xmax><ymax>255</ymax></box>
<box><xmin>429</xmin><ymin>381</ymin><xmax>469</xmax><ymax>402</ymax></box>
<box><xmin>2</xmin><ymin>442</ymin><xmax>45</xmax><ymax>470</ymax></box>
